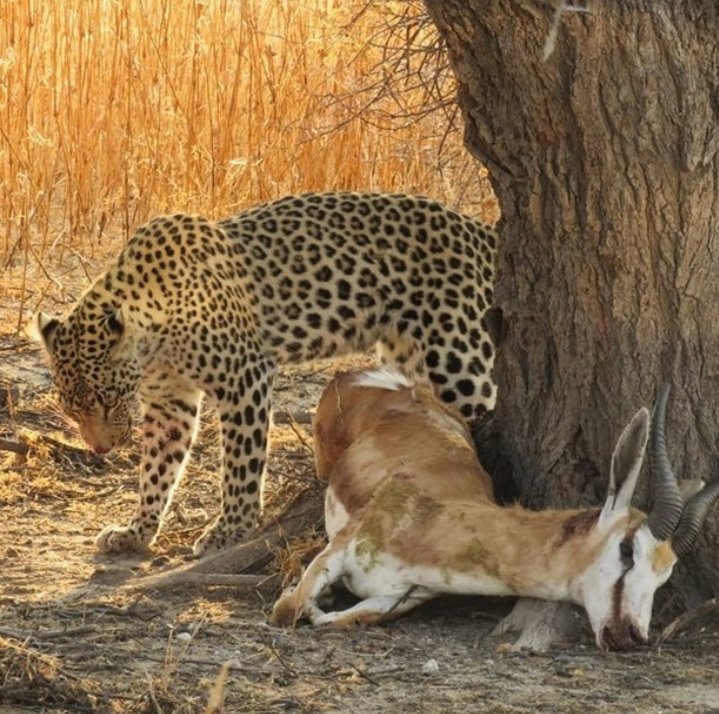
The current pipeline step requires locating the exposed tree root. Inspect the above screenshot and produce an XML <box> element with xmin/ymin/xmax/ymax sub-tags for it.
<box><xmin>493</xmin><ymin>599</ymin><xmax>585</xmax><ymax>651</ymax></box>
<box><xmin>658</xmin><ymin>598</ymin><xmax>718</xmax><ymax>644</ymax></box>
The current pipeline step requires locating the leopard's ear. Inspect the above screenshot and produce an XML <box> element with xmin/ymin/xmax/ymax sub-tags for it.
<box><xmin>107</xmin><ymin>304</ymin><xmax>139</xmax><ymax>355</ymax></box>
<box><xmin>106</xmin><ymin>307</ymin><xmax>125</xmax><ymax>337</ymax></box>
<box><xmin>30</xmin><ymin>312</ymin><xmax>60</xmax><ymax>351</ymax></box>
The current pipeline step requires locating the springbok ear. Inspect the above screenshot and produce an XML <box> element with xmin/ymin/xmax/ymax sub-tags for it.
<box><xmin>31</xmin><ymin>312</ymin><xmax>60</xmax><ymax>350</ymax></box>
<box><xmin>599</xmin><ymin>407</ymin><xmax>650</xmax><ymax>528</ymax></box>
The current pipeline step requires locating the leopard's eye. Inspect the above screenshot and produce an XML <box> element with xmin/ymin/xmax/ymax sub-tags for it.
<box><xmin>96</xmin><ymin>393</ymin><xmax>119</xmax><ymax>416</ymax></box>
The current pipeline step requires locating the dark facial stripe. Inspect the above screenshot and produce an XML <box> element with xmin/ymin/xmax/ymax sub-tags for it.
<box><xmin>557</xmin><ymin>509</ymin><xmax>600</xmax><ymax>547</ymax></box>
<box><xmin>612</xmin><ymin>571</ymin><xmax>626</xmax><ymax>625</ymax></box>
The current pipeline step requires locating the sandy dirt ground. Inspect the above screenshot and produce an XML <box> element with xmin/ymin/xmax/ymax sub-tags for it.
<box><xmin>2</xmin><ymin>339</ymin><xmax>719</xmax><ymax>713</ymax></box>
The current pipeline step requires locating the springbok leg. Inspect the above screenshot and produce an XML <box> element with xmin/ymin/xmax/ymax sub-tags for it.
<box><xmin>271</xmin><ymin>542</ymin><xmax>348</xmax><ymax>627</ymax></box>
<box><xmin>310</xmin><ymin>589</ymin><xmax>434</xmax><ymax>627</ymax></box>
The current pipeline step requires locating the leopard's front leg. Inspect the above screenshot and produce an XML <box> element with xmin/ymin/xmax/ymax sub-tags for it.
<box><xmin>96</xmin><ymin>381</ymin><xmax>203</xmax><ymax>554</ymax></box>
<box><xmin>192</xmin><ymin>361</ymin><xmax>273</xmax><ymax>555</ymax></box>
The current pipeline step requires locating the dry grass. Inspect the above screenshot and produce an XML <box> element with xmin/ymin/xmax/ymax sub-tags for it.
<box><xmin>0</xmin><ymin>636</ymin><xmax>113</xmax><ymax>712</ymax></box>
<box><xmin>0</xmin><ymin>0</ymin><xmax>497</xmax><ymax>332</ymax></box>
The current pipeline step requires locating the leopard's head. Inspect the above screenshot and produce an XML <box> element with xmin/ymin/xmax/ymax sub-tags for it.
<box><xmin>33</xmin><ymin>303</ymin><xmax>141</xmax><ymax>454</ymax></box>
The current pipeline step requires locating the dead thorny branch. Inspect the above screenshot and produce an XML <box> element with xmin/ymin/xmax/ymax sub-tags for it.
<box><xmin>316</xmin><ymin>1</ymin><xmax>459</xmax><ymax>134</ymax></box>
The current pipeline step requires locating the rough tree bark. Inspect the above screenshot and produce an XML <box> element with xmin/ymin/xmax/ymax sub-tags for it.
<box><xmin>424</xmin><ymin>1</ymin><xmax>719</xmax><ymax>606</ymax></box>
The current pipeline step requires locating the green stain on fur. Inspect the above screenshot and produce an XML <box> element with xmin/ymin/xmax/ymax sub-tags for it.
<box><xmin>373</xmin><ymin>476</ymin><xmax>444</xmax><ymax>523</ymax></box>
<box><xmin>355</xmin><ymin>531</ymin><xmax>382</xmax><ymax>572</ymax></box>
<box><xmin>414</xmin><ymin>492</ymin><xmax>444</xmax><ymax>524</ymax></box>
<box><xmin>372</xmin><ymin>477</ymin><xmax>416</xmax><ymax>516</ymax></box>
<box><xmin>450</xmin><ymin>538</ymin><xmax>499</xmax><ymax>576</ymax></box>
<box><xmin>355</xmin><ymin>476</ymin><xmax>444</xmax><ymax>573</ymax></box>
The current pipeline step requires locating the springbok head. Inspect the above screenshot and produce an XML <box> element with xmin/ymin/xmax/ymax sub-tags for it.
<box><xmin>576</xmin><ymin>386</ymin><xmax>719</xmax><ymax>650</ymax></box>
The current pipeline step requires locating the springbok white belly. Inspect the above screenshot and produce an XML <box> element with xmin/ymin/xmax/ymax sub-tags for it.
<box><xmin>341</xmin><ymin>541</ymin><xmax>517</xmax><ymax>600</ymax></box>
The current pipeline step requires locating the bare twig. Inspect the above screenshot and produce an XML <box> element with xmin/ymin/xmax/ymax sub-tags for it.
<box><xmin>349</xmin><ymin>663</ymin><xmax>381</xmax><ymax>686</ymax></box>
<box><xmin>287</xmin><ymin>420</ymin><xmax>314</xmax><ymax>455</ymax></box>
<box><xmin>542</xmin><ymin>1</ymin><xmax>592</xmax><ymax>62</ymax></box>
<box><xmin>0</xmin><ymin>437</ymin><xmax>28</xmax><ymax>455</ymax></box>
<box><xmin>267</xmin><ymin>641</ymin><xmax>298</xmax><ymax>677</ymax></box>
<box><xmin>317</xmin><ymin>1</ymin><xmax>457</xmax><ymax>134</ymax></box>
<box><xmin>0</xmin><ymin>625</ymin><xmax>97</xmax><ymax>641</ymax></box>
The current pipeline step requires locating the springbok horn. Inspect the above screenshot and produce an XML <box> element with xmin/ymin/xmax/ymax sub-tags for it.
<box><xmin>671</xmin><ymin>476</ymin><xmax>719</xmax><ymax>557</ymax></box>
<box><xmin>647</xmin><ymin>385</ymin><xmax>684</xmax><ymax>541</ymax></box>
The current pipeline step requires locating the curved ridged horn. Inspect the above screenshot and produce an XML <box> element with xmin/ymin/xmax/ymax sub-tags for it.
<box><xmin>671</xmin><ymin>476</ymin><xmax>719</xmax><ymax>557</ymax></box>
<box><xmin>647</xmin><ymin>385</ymin><xmax>684</xmax><ymax>541</ymax></box>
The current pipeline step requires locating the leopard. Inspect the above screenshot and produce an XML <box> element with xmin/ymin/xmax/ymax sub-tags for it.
<box><xmin>34</xmin><ymin>192</ymin><xmax>497</xmax><ymax>556</ymax></box>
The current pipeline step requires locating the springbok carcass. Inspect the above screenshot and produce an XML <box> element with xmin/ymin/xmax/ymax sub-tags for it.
<box><xmin>271</xmin><ymin>367</ymin><xmax>719</xmax><ymax>651</ymax></box>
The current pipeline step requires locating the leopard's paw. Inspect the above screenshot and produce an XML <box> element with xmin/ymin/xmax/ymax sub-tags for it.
<box><xmin>192</xmin><ymin>519</ymin><xmax>249</xmax><ymax>557</ymax></box>
<box><xmin>96</xmin><ymin>524</ymin><xmax>150</xmax><ymax>554</ymax></box>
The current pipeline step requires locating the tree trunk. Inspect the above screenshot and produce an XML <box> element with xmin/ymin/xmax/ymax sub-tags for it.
<box><xmin>424</xmin><ymin>0</ymin><xmax>719</xmax><ymax>605</ymax></box>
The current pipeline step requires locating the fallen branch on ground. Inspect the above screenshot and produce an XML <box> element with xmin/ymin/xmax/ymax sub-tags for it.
<box><xmin>0</xmin><ymin>625</ymin><xmax>97</xmax><ymax>641</ymax></box>
<box><xmin>126</xmin><ymin>485</ymin><xmax>324</xmax><ymax>592</ymax></box>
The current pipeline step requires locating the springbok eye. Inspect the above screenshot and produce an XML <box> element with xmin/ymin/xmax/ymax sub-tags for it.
<box><xmin>620</xmin><ymin>537</ymin><xmax>634</xmax><ymax>570</ymax></box>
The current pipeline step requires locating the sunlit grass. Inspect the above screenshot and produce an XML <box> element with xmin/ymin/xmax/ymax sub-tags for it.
<box><xmin>0</xmin><ymin>0</ymin><xmax>496</xmax><ymax>330</ymax></box>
